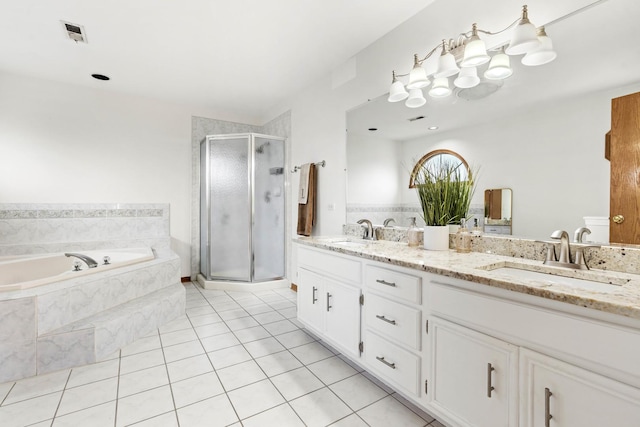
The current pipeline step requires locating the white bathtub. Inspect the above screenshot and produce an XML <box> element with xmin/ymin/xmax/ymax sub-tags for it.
<box><xmin>0</xmin><ymin>248</ymin><xmax>155</xmax><ymax>291</ymax></box>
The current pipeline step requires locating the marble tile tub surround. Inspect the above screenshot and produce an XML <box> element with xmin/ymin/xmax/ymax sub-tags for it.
<box><xmin>298</xmin><ymin>237</ymin><xmax>640</xmax><ymax>320</ymax></box>
<box><xmin>0</xmin><ymin>203</ymin><xmax>170</xmax><ymax>256</ymax></box>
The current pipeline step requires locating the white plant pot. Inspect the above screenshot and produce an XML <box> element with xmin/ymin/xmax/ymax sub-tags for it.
<box><xmin>423</xmin><ymin>225</ymin><xmax>450</xmax><ymax>250</ymax></box>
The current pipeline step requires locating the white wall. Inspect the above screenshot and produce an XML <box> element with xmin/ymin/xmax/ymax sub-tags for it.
<box><xmin>0</xmin><ymin>71</ymin><xmax>248</xmax><ymax>275</ymax></box>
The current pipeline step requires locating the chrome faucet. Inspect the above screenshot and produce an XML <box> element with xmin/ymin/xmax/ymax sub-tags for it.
<box><xmin>65</xmin><ymin>253</ymin><xmax>98</xmax><ymax>269</ymax></box>
<box><xmin>357</xmin><ymin>219</ymin><xmax>375</xmax><ymax>240</ymax></box>
<box><xmin>383</xmin><ymin>218</ymin><xmax>396</xmax><ymax>227</ymax></box>
<box><xmin>574</xmin><ymin>227</ymin><xmax>591</xmax><ymax>243</ymax></box>
<box><xmin>550</xmin><ymin>230</ymin><xmax>572</xmax><ymax>264</ymax></box>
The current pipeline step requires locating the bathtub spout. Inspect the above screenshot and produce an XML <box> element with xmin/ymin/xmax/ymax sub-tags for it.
<box><xmin>65</xmin><ymin>253</ymin><xmax>98</xmax><ymax>269</ymax></box>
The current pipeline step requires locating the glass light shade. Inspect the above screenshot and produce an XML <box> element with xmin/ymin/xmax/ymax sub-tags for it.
<box><xmin>521</xmin><ymin>34</ymin><xmax>557</xmax><ymax>66</ymax></box>
<box><xmin>407</xmin><ymin>65</ymin><xmax>430</xmax><ymax>89</ymax></box>
<box><xmin>405</xmin><ymin>89</ymin><xmax>426</xmax><ymax>108</ymax></box>
<box><xmin>388</xmin><ymin>80</ymin><xmax>409</xmax><ymax>102</ymax></box>
<box><xmin>461</xmin><ymin>38</ymin><xmax>490</xmax><ymax>67</ymax></box>
<box><xmin>506</xmin><ymin>20</ymin><xmax>541</xmax><ymax>55</ymax></box>
<box><xmin>484</xmin><ymin>52</ymin><xmax>513</xmax><ymax>80</ymax></box>
<box><xmin>434</xmin><ymin>51</ymin><xmax>460</xmax><ymax>78</ymax></box>
<box><xmin>428</xmin><ymin>78</ymin><xmax>452</xmax><ymax>98</ymax></box>
<box><xmin>454</xmin><ymin>67</ymin><xmax>480</xmax><ymax>89</ymax></box>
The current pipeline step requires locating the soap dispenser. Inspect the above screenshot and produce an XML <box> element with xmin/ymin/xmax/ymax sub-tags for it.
<box><xmin>407</xmin><ymin>217</ymin><xmax>420</xmax><ymax>247</ymax></box>
<box><xmin>456</xmin><ymin>218</ymin><xmax>472</xmax><ymax>253</ymax></box>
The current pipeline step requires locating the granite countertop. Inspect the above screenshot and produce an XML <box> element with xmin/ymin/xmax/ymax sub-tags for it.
<box><xmin>295</xmin><ymin>236</ymin><xmax>640</xmax><ymax>320</ymax></box>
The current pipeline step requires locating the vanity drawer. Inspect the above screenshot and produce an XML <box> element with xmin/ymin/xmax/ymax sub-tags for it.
<box><xmin>365</xmin><ymin>264</ymin><xmax>421</xmax><ymax>304</ymax></box>
<box><xmin>297</xmin><ymin>245</ymin><xmax>361</xmax><ymax>284</ymax></box>
<box><xmin>364</xmin><ymin>330</ymin><xmax>420</xmax><ymax>396</ymax></box>
<box><xmin>364</xmin><ymin>293</ymin><xmax>421</xmax><ymax>350</ymax></box>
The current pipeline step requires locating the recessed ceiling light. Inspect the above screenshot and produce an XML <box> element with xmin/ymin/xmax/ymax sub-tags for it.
<box><xmin>91</xmin><ymin>74</ymin><xmax>110</xmax><ymax>81</ymax></box>
<box><xmin>368</xmin><ymin>128</ymin><xmax>378</xmax><ymax>131</ymax></box>
<box><xmin>428</xmin><ymin>126</ymin><xmax>439</xmax><ymax>130</ymax></box>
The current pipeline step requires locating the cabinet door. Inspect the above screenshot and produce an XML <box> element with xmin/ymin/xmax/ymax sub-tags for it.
<box><xmin>430</xmin><ymin>318</ymin><xmax>518</xmax><ymax>427</ymax></box>
<box><xmin>325</xmin><ymin>278</ymin><xmax>361</xmax><ymax>359</ymax></box>
<box><xmin>520</xmin><ymin>349</ymin><xmax>640</xmax><ymax>427</ymax></box>
<box><xmin>297</xmin><ymin>268</ymin><xmax>324</xmax><ymax>333</ymax></box>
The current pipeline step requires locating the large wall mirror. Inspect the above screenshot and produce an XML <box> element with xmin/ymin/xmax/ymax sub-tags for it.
<box><xmin>345</xmin><ymin>0</ymin><xmax>640</xmax><ymax>241</ymax></box>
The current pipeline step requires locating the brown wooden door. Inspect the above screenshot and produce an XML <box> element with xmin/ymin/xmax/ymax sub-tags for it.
<box><xmin>610</xmin><ymin>92</ymin><xmax>640</xmax><ymax>244</ymax></box>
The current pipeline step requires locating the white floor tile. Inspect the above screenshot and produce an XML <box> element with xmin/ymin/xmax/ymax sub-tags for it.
<box><xmin>259</xmin><ymin>294</ymin><xmax>286</xmax><ymax>303</ymax></box>
<box><xmin>252</xmin><ymin>311</ymin><xmax>285</xmax><ymax>325</ymax></box>
<box><xmin>3</xmin><ymin>369</ymin><xmax>69</xmax><ymax>405</ymax></box>
<box><xmin>289</xmin><ymin>387</ymin><xmax>352</xmax><ymax>427</ymax></box>
<box><xmin>233</xmin><ymin>325</ymin><xmax>271</xmax><ymax>343</ymax></box>
<box><xmin>269</xmin><ymin>300</ymin><xmax>295</xmax><ymax>310</ymax></box>
<box><xmin>57</xmin><ymin>376</ymin><xmax>118</xmax><ymax>416</ymax></box>
<box><xmin>225</xmin><ymin>316</ymin><xmax>259</xmax><ymax>331</ymax></box>
<box><xmin>166</xmin><ymin>354</ymin><xmax>213</xmax><ymax>383</ymax></box>
<box><xmin>118</xmin><ymin>365</ymin><xmax>169</xmax><ymax>398</ymax></box>
<box><xmin>0</xmin><ymin>381</ymin><xmax>13</xmax><ymax>403</ymax></box>
<box><xmin>217</xmin><ymin>360</ymin><xmax>266</xmax><ymax>391</ymax></box>
<box><xmin>255</xmin><ymin>351</ymin><xmax>302</xmax><ymax>377</ymax></box>
<box><xmin>193</xmin><ymin>322</ymin><xmax>230</xmax><ymax>339</ymax></box>
<box><xmin>329</xmin><ymin>413</ymin><xmax>369</xmax><ymax>427</ymax></box>
<box><xmin>120</xmin><ymin>349</ymin><xmax>165</xmax><ymax>375</ymax></box>
<box><xmin>186</xmin><ymin>306</ymin><xmax>216</xmax><ymax>317</ymax></box>
<box><xmin>263</xmin><ymin>319</ymin><xmax>299</xmax><ymax>336</ymax></box>
<box><xmin>289</xmin><ymin>318</ymin><xmax>305</xmax><ymax>328</ymax></box>
<box><xmin>275</xmin><ymin>330</ymin><xmax>316</xmax><ymax>349</ymax></box>
<box><xmin>227</xmin><ymin>379</ymin><xmax>285</xmax><ymax>419</ymax></box>
<box><xmin>288</xmin><ymin>341</ymin><xmax>334</xmax><ymax>365</ymax></box>
<box><xmin>158</xmin><ymin>316</ymin><xmax>192</xmax><ymax>334</ymax></box>
<box><xmin>177</xmin><ymin>394</ymin><xmax>238</xmax><ymax>427</ymax></box>
<box><xmin>171</xmin><ymin>372</ymin><xmax>224</xmax><ymax>409</ymax></box>
<box><xmin>0</xmin><ymin>391</ymin><xmax>62</xmax><ymax>427</ymax></box>
<box><xmin>188</xmin><ymin>313</ymin><xmax>222</xmax><ymax>327</ymax></box>
<box><xmin>278</xmin><ymin>307</ymin><xmax>298</xmax><ymax>319</ymax></box>
<box><xmin>52</xmin><ymin>400</ymin><xmax>116</xmax><ymax>427</ymax></box>
<box><xmin>218</xmin><ymin>308</ymin><xmax>250</xmax><ymax>321</ymax></box>
<box><xmin>242</xmin><ymin>403</ymin><xmax>305</xmax><ymax>427</ymax></box>
<box><xmin>115</xmin><ymin>385</ymin><xmax>174</xmax><ymax>427</ymax></box>
<box><xmin>211</xmin><ymin>301</ymin><xmax>241</xmax><ymax>312</ymax></box>
<box><xmin>121</xmin><ymin>334</ymin><xmax>162</xmax><ymax>356</ymax></box>
<box><xmin>200</xmin><ymin>332</ymin><xmax>240</xmax><ymax>352</ymax></box>
<box><xmin>129</xmin><ymin>411</ymin><xmax>178</xmax><ymax>426</ymax></box>
<box><xmin>207</xmin><ymin>345</ymin><xmax>252</xmax><ymax>370</ymax></box>
<box><xmin>244</xmin><ymin>304</ymin><xmax>275</xmax><ymax>315</ymax></box>
<box><xmin>307</xmin><ymin>356</ymin><xmax>358</xmax><ymax>385</ymax></box>
<box><xmin>162</xmin><ymin>340</ymin><xmax>205</xmax><ymax>363</ymax></box>
<box><xmin>357</xmin><ymin>395</ymin><xmax>428</xmax><ymax>427</ymax></box>
<box><xmin>65</xmin><ymin>358</ymin><xmax>119</xmax><ymax>389</ymax></box>
<box><xmin>329</xmin><ymin>373</ymin><xmax>388</xmax><ymax>411</ymax></box>
<box><xmin>392</xmin><ymin>394</ymin><xmax>435</xmax><ymax>424</ymax></box>
<box><xmin>270</xmin><ymin>367</ymin><xmax>324</xmax><ymax>401</ymax></box>
<box><xmin>243</xmin><ymin>337</ymin><xmax>286</xmax><ymax>359</ymax></box>
<box><xmin>160</xmin><ymin>328</ymin><xmax>198</xmax><ymax>347</ymax></box>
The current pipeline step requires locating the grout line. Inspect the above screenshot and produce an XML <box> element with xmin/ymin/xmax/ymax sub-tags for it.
<box><xmin>50</xmin><ymin>369</ymin><xmax>72</xmax><ymax>424</ymax></box>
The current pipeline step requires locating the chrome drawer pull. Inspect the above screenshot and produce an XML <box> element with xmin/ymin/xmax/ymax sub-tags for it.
<box><xmin>376</xmin><ymin>356</ymin><xmax>396</xmax><ymax>369</ymax></box>
<box><xmin>487</xmin><ymin>363</ymin><xmax>495</xmax><ymax>398</ymax></box>
<box><xmin>375</xmin><ymin>315</ymin><xmax>397</xmax><ymax>325</ymax></box>
<box><xmin>312</xmin><ymin>286</ymin><xmax>318</xmax><ymax>304</ymax></box>
<box><xmin>545</xmin><ymin>387</ymin><xmax>553</xmax><ymax>427</ymax></box>
<box><xmin>376</xmin><ymin>279</ymin><xmax>397</xmax><ymax>287</ymax></box>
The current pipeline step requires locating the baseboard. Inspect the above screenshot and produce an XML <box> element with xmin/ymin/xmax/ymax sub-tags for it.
<box><xmin>291</xmin><ymin>283</ymin><xmax>297</xmax><ymax>292</ymax></box>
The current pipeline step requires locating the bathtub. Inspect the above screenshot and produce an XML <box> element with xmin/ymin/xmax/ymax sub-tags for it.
<box><xmin>0</xmin><ymin>247</ymin><xmax>155</xmax><ymax>291</ymax></box>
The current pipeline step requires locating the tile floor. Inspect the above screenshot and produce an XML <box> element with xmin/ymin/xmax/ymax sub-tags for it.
<box><xmin>0</xmin><ymin>283</ymin><xmax>446</xmax><ymax>427</ymax></box>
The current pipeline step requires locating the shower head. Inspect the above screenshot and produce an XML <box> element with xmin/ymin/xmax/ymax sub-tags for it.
<box><xmin>256</xmin><ymin>141</ymin><xmax>270</xmax><ymax>154</ymax></box>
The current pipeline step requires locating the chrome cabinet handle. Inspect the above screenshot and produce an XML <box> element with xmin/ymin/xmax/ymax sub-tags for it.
<box><xmin>545</xmin><ymin>387</ymin><xmax>553</xmax><ymax>427</ymax></box>
<box><xmin>312</xmin><ymin>286</ymin><xmax>318</xmax><ymax>304</ymax></box>
<box><xmin>376</xmin><ymin>279</ymin><xmax>396</xmax><ymax>287</ymax></box>
<box><xmin>375</xmin><ymin>315</ymin><xmax>397</xmax><ymax>325</ymax></box>
<box><xmin>326</xmin><ymin>292</ymin><xmax>332</xmax><ymax>312</ymax></box>
<box><xmin>487</xmin><ymin>363</ymin><xmax>495</xmax><ymax>398</ymax></box>
<box><xmin>376</xmin><ymin>356</ymin><xmax>396</xmax><ymax>369</ymax></box>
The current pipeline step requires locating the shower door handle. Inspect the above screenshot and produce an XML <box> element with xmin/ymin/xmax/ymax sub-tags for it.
<box><xmin>312</xmin><ymin>286</ymin><xmax>318</xmax><ymax>304</ymax></box>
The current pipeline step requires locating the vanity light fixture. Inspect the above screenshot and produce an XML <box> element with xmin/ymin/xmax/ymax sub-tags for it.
<box><xmin>388</xmin><ymin>4</ymin><xmax>557</xmax><ymax>108</ymax></box>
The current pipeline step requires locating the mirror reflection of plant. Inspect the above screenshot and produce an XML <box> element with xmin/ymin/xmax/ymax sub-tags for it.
<box><xmin>414</xmin><ymin>156</ymin><xmax>477</xmax><ymax>226</ymax></box>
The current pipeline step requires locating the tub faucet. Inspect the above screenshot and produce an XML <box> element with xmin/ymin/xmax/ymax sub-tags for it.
<box><xmin>357</xmin><ymin>219</ymin><xmax>375</xmax><ymax>240</ymax></box>
<box><xmin>574</xmin><ymin>227</ymin><xmax>591</xmax><ymax>243</ymax></box>
<box><xmin>65</xmin><ymin>253</ymin><xmax>98</xmax><ymax>269</ymax></box>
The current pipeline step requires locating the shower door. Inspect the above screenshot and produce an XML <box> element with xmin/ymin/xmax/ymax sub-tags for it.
<box><xmin>200</xmin><ymin>134</ymin><xmax>285</xmax><ymax>282</ymax></box>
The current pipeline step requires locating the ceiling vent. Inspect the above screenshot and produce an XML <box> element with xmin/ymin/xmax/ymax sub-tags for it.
<box><xmin>61</xmin><ymin>21</ymin><xmax>87</xmax><ymax>43</ymax></box>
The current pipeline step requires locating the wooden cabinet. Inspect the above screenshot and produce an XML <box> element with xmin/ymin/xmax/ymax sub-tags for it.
<box><xmin>430</xmin><ymin>317</ymin><xmax>518</xmax><ymax>427</ymax></box>
<box><xmin>520</xmin><ymin>349</ymin><xmax>640</xmax><ymax>427</ymax></box>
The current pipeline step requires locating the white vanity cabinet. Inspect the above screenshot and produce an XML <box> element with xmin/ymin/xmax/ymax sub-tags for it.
<box><xmin>430</xmin><ymin>317</ymin><xmax>518</xmax><ymax>427</ymax></box>
<box><xmin>520</xmin><ymin>349</ymin><xmax>640</xmax><ymax>427</ymax></box>
<box><xmin>296</xmin><ymin>246</ymin><xmax>362</xmax><ymax>359</ymax></box>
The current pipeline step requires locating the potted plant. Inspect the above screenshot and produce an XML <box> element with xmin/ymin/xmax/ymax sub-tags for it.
<box><xmin>414</xmin><ymin>156</ymin><xmax>476</xmax><ymax>250</ymax></box>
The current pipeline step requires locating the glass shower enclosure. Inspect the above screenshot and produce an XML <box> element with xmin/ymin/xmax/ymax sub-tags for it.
<box><xmin>200</xmin><ymin>133</ymin><xmax>285</xmax><ymax>283</ymax></box>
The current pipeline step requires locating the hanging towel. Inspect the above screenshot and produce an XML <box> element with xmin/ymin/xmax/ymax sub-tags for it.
<box><xmin>298</xmin><ymin>163</ymin><xmax>311</xmax><ymax>204</ymax></box>
<box><xmin>297</xmin><ymin>163</ymin><xmax>316</xmax><ymax>236</ymax></box>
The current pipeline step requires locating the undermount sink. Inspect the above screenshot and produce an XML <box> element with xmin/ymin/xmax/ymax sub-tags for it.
<box><xmin>477</xmin><ymin>261</ymin><xmax>630</xmax><ymax>293</ymax></box>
